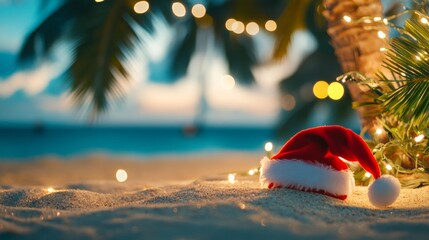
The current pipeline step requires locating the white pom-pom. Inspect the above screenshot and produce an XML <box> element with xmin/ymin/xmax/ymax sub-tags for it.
<box><xmin>368</xmin><ymin>175</ymin><xmax>401</xmax><ymax>208</ymax></box>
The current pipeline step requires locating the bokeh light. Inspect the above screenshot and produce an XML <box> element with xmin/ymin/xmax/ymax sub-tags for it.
<box><xmin>245</xmin><ymin>22</ymin><xmax>259</xmax><ymax>35</ymax></box>
<box><xmin>327</xmin><ymin>82</ymin><xmax>344</xmax><ymax>100</ymax></box>
<box><xmin>172</xmin><ymin>2</ymin><xmax>186</xmax><ymax>17</ymax></box>
<box><xmin>228</xmin><ymin>173</ymin><xmax>236</xmax><ymax>184</ymax></box>
<box><xmin>191</xmin><ymin>4</ymin><xmax>206</xmax><ymax>18</ymax></box>
<box><xmin>231</xmin><ymin>21</ymin><xmax>245</xmax><ymax>34</ymax></box>
<box><xmin>134</xmin><ymin>1</ymin><xmax>149</xmax><ymax>14</ymax></box>
<box><xmin>264</xmin><ymin>142</ymin><xmax>273</xmax><ymax>152</ymax></box>
<box><xmin>116</xmin><ymin>169</ymin><xmax>128</xmax><ymax>182</ymax></box>
<box><xmin>225</xmin><ymin>18</ymin><xmax>236</xmax><ymax>31</ymax></box>
<box><xmin>313</xmin><ymin>81</ymin><xmax>329</xmax><ymax>99</ymax></box>
<box><xmin>265</xmin><ymin>20</ymin><xmax>277</xmax><ymax>31</ymax></box>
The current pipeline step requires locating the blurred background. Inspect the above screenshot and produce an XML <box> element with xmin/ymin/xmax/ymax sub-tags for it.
<box><xmin>0</xmin><ymin>0</ymin><xmax>383</xmax><ymax>160</ymax></box>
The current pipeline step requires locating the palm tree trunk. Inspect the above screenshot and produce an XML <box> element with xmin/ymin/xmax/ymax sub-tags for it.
<box><xmin>323</xmin><ymin>0</ymin><xmax>389</xmax><ymax>136</ymax></box>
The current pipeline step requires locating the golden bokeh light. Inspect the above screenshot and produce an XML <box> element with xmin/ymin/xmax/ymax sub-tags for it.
<box><xmin>134</xmin><ymin>1</ymin><xmax>149</xmax><ymax>14</ymax></box>
<box><xmin>225</xmin><ymin>18</ymin><xmax>236</xmax><ymax>31</ymax></box>
<box><xmin>172</xmin><ymin>2</ymin><xmax>186</xmax><ymax>17</ymax></box>
<box><xmin>327</xmin><ymin>82</ymin><xmax>344</xmax><ymax>100</ymax></box>
<box><xmin>245</xmin><ymin>22</ymin><xmax>259</xmax><ymax>35</ymax></box>
<box><xmin>191</xmin><ymin>4</ymin><xmax>206</xmax><ymax>18</ymax></box>
<box><xmin>313</xmin><ymin>81</ymin><xmax>329</xmax><ymax>99</ymax></box>
<box><xmin>264</xmin><ymin>20</ymin><xmax>277</xmax><ymax>32</ymax></box>
<box><xmin>116</xmin><ymin>169</ymin><xmax>128</xmax><ymax>182</ymax></box>
<box><xmin>231</xmin><ymin>21</ymin><xmax>245</xmax><ymax>34</ymax></box>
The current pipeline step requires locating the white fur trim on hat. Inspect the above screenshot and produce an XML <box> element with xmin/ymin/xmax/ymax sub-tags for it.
<box><xmin>260</xmin><ymin>157</ymin><xmax>355</xmax><ymax>197</ymax></box>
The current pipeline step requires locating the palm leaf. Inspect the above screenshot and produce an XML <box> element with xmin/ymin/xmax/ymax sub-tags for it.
<box><xmin>66</xmin><ymin>0</ymin><xmax>140</xmax><ymax>115</ymax></box>
<box><xmin>19</xmin><ymin>0</ymin><xmax>88</xmax><ymax>63</ymax></box>
<box><xmin>272</xmin><ymin>0</ymin><xmax>311</xmax><ymax>59</ymax></box>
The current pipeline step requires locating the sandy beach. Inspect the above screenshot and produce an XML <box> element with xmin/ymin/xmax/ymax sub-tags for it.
<box><xmin>1</xmin><ymin>153</ymin><xmax>428</xmax><ymax>239</ymax></box>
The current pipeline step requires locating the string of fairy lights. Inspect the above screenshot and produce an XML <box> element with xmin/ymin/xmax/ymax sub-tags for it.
<box><xmin>95</xmin><ymin>0</ymin><xmax>277</xmax><ymax>34</ymax></box>
<box><xmin>80</xmin><ymin>1</ymin><xmax>428</xmax><ymax>185</ymax></box>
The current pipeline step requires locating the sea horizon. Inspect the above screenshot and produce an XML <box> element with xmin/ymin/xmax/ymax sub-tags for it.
<box><xmin>0</xmin><ymin>125</ymin><xmax>275</xmax><ymax>160</ymax></box>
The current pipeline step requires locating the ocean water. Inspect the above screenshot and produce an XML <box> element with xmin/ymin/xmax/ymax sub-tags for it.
<box><xmin>0</xmin><ymin>126</ymin><xmax>275</xmax><ymax>160</ymax></box>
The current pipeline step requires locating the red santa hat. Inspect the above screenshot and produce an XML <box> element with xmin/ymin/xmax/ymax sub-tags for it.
<box><xmin>260</xmin><ymin>125</ymin><xmax>401</xmax><ymax>208</ymax></box>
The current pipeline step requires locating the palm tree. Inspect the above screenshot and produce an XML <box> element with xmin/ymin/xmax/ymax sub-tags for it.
<box><xmin>322</xmin><ymin>0</ymin><xmax>389</xmax><ymax>136</ymax></box>
<box><xmin>19</xmin><ymin>0</ymin><xmax>174</xmax><ymax>118</ymax></box>
<box><xmin>20</xmin><ymin>0</ymin><xmax>282</xmax><ymax>119</ymax></box>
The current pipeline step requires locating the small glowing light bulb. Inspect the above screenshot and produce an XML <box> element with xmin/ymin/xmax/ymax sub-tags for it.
<box><xmin>228</xmin><ymin>173</ymin><xmax>236</xmax><ymax>184</ymax></box>
<box><xmin>116</xmin><ymin>169</ymin><xmax>128</xmax><ymax>182</ymax></box>
<box><xmin>172</xmin><ymin>2</ymin><xmax>186</xmax><ymax>17</ymax></box>
<box><xmin>245</xmin><ymin>22</ymin><xmax>259</xmax><ymax>35</ymax></box>
<box><xmin>377</xmin><ymin>31</ymin><xmax>386</xmax><ymax>39</ymax></box>
<box><xmin>225</xmin><ymin>18</ymin><xmax>236</xmax><ymax>31</ymax></box>
<box><xmin>386</xmin><ymin>164</ymin><xmax>393</xmax><ymax>171</ymax></box>
<box><xmin>421</xmin><ymin>17</ymin><xmax>428</xmax><ymax>24</ymax></box>
<box><xmin>373</xmin><ymin>17</ymin><xmax>382</xmax><ymax>22</ymax></box>
<box><xmin>191</xmin><ymin>4</ymin><xmax>206</xmax><ymax>18</ymax></box>
<box><xmin>248</xmin><ymin>169</ymin><xmax>255</xmax><ymax>176</ymax></box>
<box><xmin>264</xmin><ymin>142</ymin><xmax>273</xmax><ymax>152</ymax></box>
<box><xmin>343</xmin><ymin>16</ymin><xmax>351</xmax><ymax>22</ymax></box>
<box><xmin>95</xmin><ymin>0</ymin><xmax>104</xmax><ymax>2</ymax></box>
<box><xmin>379</xmin><ymin>47</ymin><xmax>387</xmax><ymax>52</ymax></box>
<box><xmin>375</xmin><ymin>128</ymin><xmax>383</xmax><ymax>135</ymax></box>
<box><xmin>383</xmin><ymin>18</ymin><xmax>388</xmax><ymax>25</ymax></box>
<box><xmin>265</xmin><ymin>20</ymin><xmax>277</xmax><ymax>32</ymax></box>
<box><xmin>47</xmin><ymin>187</ymin><xmax>55</xmax><ymax>193</ymax></box>
<box><xmin>134</xmin><ymin>1</ymin><xmax>149</xmax><ymax>14</ymax></box>
<box><xmin>364</xmin><ymin>172</ymin><xmax>372</xmax><ymax>178</ymax></box>
<box><xmin>414</xmin><ymin>134</ymin><xmax>424</xmax><ymax>142</ymax></box>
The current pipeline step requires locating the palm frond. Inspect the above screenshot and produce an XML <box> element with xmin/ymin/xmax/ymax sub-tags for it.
<box><xmin>19</xmin><ymin>0</ymin><xmax>88</xmax><ymax>63</ymax></box>
<box><xmin>66</xmin><ymin>0</ymin><xmax>140</xmax><ymax>115</ymax></box>
<box><xmin>380</xmin><ymin>17</ymin><xmax>429</xmax><ymax>127</ymax></box>
<box><xmin>272</xmin><ymin>0</ymin><xmax>311</xmax><ymax>59</ymax></box>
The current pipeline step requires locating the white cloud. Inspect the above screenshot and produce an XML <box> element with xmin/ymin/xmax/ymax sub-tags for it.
<box><xmin>0</xmin><ymin>44</ymin><xmax>70</xmax><ymax>98</ymax></box>
<box><xmin>0</xmin><ymin>63</ymin><xmax>59</xmax><ymax>97</ymax></box>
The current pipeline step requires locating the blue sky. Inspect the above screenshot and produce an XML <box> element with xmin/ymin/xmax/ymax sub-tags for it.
<box><xmin>0</xmin><ymin>0</ymin><xmax>317</xmax><ymax>127</ymax></box>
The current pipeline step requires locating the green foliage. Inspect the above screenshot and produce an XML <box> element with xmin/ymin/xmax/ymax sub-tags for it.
<box><xmin>338</xmin><ymin>10</ymin><xmax>429</xmax><ymax>186</ymax></box>
<box><xmin>381</xmin><ymin>18</ymin><xmax>429</xmax><ymax>127</ymax></box>
<box><xmin>19</xmin><ymin>0</ymin><xmax>171</xmax><ymax>117</ymax></box>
